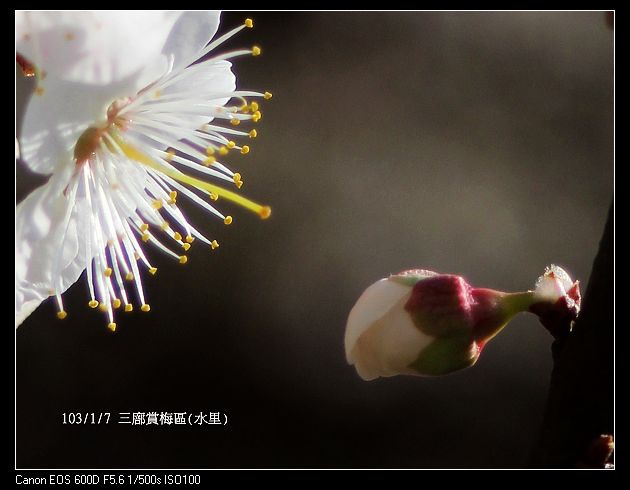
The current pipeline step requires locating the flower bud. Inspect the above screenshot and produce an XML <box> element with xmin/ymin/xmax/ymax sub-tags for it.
<box><xmin>345</xmin><ymin>266</ymin><xmax>580</xmax><ymax>380</ymax></box>
<box><xmin>529</xmin><ymin>265</ymin><xmax>581</xmax><ymax>338</ymax></box>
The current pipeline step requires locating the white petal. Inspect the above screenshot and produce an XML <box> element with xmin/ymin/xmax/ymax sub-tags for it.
<box><xmin>349</xmin><ymin>292</ymin><xmax>434</xmax><ymax>380</ymax></box>
<box><xmin>19</xmin><ymin>74</ymin><xmax>141</xmax><ymax>175</ymax></box>
<box><xmin>163</xmin><ymin>11</ymin><xmax>221</xmax><ymax>71</ymax></box>
<box><xmin>194</xmin><ymin>60</ymin><xmax>236</xmax><ymax>114</ymax></box>
<box><xmin>345</xmin><ymin>279</ymin><xmax>410</xmax><ymax>362</ymax></box>
<box><xmin>131</xmin><ymin>60</ymin><xmax>236</xmax><ymax>148</ymax></box>
<box><xmin>122</xmin><ymin>11</ymin><xmax>222</xmax><ymax>93</ymax></box>
<box><xmin>15</xmin><ymin>169</ymin><xmax>89</xmax><ymax>327</ymax></box>
<box><xmin>533</xmin><ymin>264</ymin><xmax>574</xmax><ymax>303</ymax></box>
<box><xmin>533</xmin><ymin>277</ymin><xmax>564</xmax><ymax>303</ymax></box>
<box><xmin>15</xmin><ymin>296</ymin><xmax>45</xmax><ymax>327</ymax></box>
<box><xmin>168</xmin><ymin>59</ymin><xmax>236</xmax><ymax>98</ymax></box>
<box><xmin>545</xmin><ymin>264</ymin><xmax>574</xmax><ymax>291</ymax></box>
<box><xmin>163</xmin><ymin>60</ymin><xmax>236</xmax><ymax>128</ymax></box>
<box><xmin>16</xmin><ymin>11</ymin><xmax>182</xmax><ymax>86</ymax></box>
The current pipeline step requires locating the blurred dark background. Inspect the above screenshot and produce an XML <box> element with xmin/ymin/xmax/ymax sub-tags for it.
<box><xmin>16</xmin><ymin>11</ymin><xmax>613</xmax><ymax>468</ymax></box>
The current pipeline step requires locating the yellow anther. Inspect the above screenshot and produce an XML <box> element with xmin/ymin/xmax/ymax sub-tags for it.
<box><xmin>107</xmin><ymin>322</ymin><xmax>117</xmax><ymax>332</ymax></box>
<box><xmin>206</xmin><ymin>146</ymin><xmax>215</xmax><ymax>156</ymax></box>
<box><xmin>165</xmin><ymin>150</ymin><xmax>176</xmax><ymax>162</ymax></box>
<box><xmin>125</xmin><ymin>272</ymin><xmax>134</xmax><ymax>281</ymax></box>
<box><xmin>113</xmin><ymin>298</ymin><xmax>122</xmax><ymax>309</ymax></box>
<box><xmin>185</xmin><ymin>235</ymin><xmax>194</xmax><ymax>244</ymax></box>
<box><xmin>179</xmin><ymin>256</ymin><xmax>188</xmax><ymax>264</ymax></box>
<box><xmin>204</xmin><ymin>156</ymin><xmax>216</xmax><ymax>166</ymax></box>
<box><xmin>152</xmin><ymin>199</ymin><xmax>163</xmax><ymax>210</ymax></box>
<box><xmin>227</xmin><ymin>141</ymin><xmax>236</xmax><ymax>149</ymax></box>
<box><xmin>252</xmin><ymin>46</ymin><xmax>261</xmax><ymax>56</ymax></box>
<box><xmin>232</xmin><ymin>173</ymin><xmax>243</xmax><ymax>187</ymax></box>
<box><xmin>149</xmin><ymin>267</ymin><xmax>158</xmax><ymax>275</ymax></box>
<box><xmin>259</xmin><ymin>206</ymin><xmax>272</xmax><ymax>220</ymax></box>
<box><xmin>168</xmin><ymin>198</ymin><xmax>177</xmax><ymax>204</ymax></box>
<box><xmin>169</xmin><ymin>191</ymin><xmax>177</xmax><ymax>201</ymax></box>
<box><xmin>250</xmin><ymin>101</ymin><xmax>259</xmax><ymax>112</ymax></box>
<box><xmin>211</xmin><ymin>240</ymin><xmax>220</xmax><ymax>250</ymax></box>
<box><xmin>182</xmin><ymin>243</ymin><xmax>191</xmax><ymax>251</ymax></box>
<box><xmin>224</xmin><ymin>216</ymin><xmax>233</xmax><ymax>225</ymax></box>
<box><xmin>245</xmin><ymin>18</ymin><xmax>253</xmax><ymax>28</ymax></box>
<box><xmin>56</xmin><ymin>310</ymin><xmax>67</xmax><ymax>320</ymax></box>
<box><xmin>142</xmin><ymin>233</ymin><xmax>150</xmax><ymax>242</ymax></box>
<box><xmin>240</xmin><ymin>145</ymin><xmax>250</xmax><ymax>155</ymax></box>
<box><xmin>141</xmin><ymin>304</ymin><xmax>151</xmax><ymax>312</ymax></box>
<box><xmin>230</xmin><ymin>118</ymin><xmax>241</xmax><ymax>126</ymax></box>
<box><xmin>209</xmin><ymin>193</ymin><xmax>218</xmax><ymax>201</ymax></box>
<box><xmin>219</xmin><ymin>146</ymin><xmax>229</xmax><ymax>156</ymax></box>
<box><xmin>104</xmin><ymin>267</ymin><xmax>112</xmax><ymax>277</ymax></box>
<box><xmin>125</xmin><ymin>303</ymin><xmax>133</xmax><ymax>312</ymax></box>
<box><xmin>173</xmin><ymin>232</ymin><xmax>183</xmax><ymax>241</ymax></box>
<box><xmin>240</xmin><ymin>103</ymin><xmax>250</xmax><ymax>113</ymax></box>
<box><xmin>249</xmin><ymin>129</ymin><xmax>258</xmax><ymax>138</ymax></box>
<box><xmin>88</xmin><ymin>300</ymin><xmax>99</xmax><ymax>308</ymax></box>
<box><xmin>140</xmin><ymin>223</ymin><xmax>149</xmax><ymax>232</ymax></box>
<box><xmin>161</xmin><ymin>221</ymin><xmax>170</xmax><ymax>231</ymax></box>
<box><xmin>252</xmin><ymin>111</ymin><xmax>262</xmax><ymax>122</ymax></box>
<box><xmin>99</xmin><ymin>303</ymin><xmax>108</xmax><ymax>313</ymax></box>
<box><xmin>264</xmin><ymin>91</ymin><xmax>273</xmax><ymax>100</ymax></box>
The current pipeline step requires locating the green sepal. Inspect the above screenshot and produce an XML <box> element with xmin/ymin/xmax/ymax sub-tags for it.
<box><xmin>408</xmin><ymin>335</ymin><xmax>477</xmax><ymax>375</ymax></box>
<box><xmin>389</xmin><ymin>271</ymin><xmax>436</xmax><ymax>288</ymax></box>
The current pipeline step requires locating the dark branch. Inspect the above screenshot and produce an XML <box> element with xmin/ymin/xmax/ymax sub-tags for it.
<box><xmin>530</xmin><ymin>203</ymin><xmax>614</xmax><ymax>468</ymax></box>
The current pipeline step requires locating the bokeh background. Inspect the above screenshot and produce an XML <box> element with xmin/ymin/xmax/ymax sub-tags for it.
<box><xmin>16</xmin><ymin>11</ymin><xmax>613</xmax><ymax>468</ymax></box>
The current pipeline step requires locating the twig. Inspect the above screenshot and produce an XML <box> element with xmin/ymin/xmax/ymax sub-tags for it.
<box><xmin>530</xmin><ymin>204</ymin><xmax>613</xmax><ymax>468</ymax></box>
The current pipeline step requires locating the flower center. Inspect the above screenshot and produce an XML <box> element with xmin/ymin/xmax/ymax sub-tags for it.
<box><xmin>73</xmin><ymin>97</ymin><xmax>133</xmax><ymax>165</ymax></box>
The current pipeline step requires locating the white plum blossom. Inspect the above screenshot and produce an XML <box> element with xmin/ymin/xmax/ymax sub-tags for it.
<box><xmin>16</xmin><ymin>11</ymin><xmax>272</xmax><ymax>330</ymax></box>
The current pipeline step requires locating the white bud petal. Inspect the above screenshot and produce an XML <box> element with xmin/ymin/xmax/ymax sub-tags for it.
<box><xmin>534</xmin><ymin>264</ymin><xmax>574</xmax><ymax>303</ymax></box>
<box><xmin>345</xmin><ymin>278</ymin><xmax>433</xmax><ymax>380</ymax></box>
